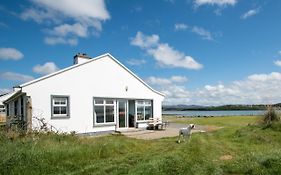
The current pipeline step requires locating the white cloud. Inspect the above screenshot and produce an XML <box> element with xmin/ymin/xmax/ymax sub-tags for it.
<box><xmin>278</xmin><ymin>51</ymin><xmax>281</xmax><ymax>55</ymax></box>
<box><xmin>175</xmin><ymin>24</ymin><xmax>217</xmax><ymax>41</ymax></box>
<box><xmin>146</xmin><ymin>76</ymin><xmax>187</xmax><ymax>86</ymax></box>
<box><xmin>192</xmin><ymin>26</ymin><xmax>213</xmax><ymax>40</ymax></box>
<box><xmin>170</xmin><ymin>76</ymin><xmax>188</xmax><ymax>83</ymax></box>
<box><xmin>33</xmin><ymin>62</ymin><xmax>59</xmax><ymax>75</ymax></box>
<box><xmin>275</xmin><ymin>60</ymin><xmax>281</xmax><ymax>67</ymax></box>
<box><xmin>195</xmin><ymin>72</ymin><xmax>281</xmax><ymax>105</ymax></box>
<box><xmin>174</xmin><ymin>23</ymin><xmax>188</xmax><ymax>31</ymax></box>
<box><xmin>20</xmin><ymin>0</ymin><xmax>110</xmax><ymax>45</ymax></box>
<box><xmin>241</xmin><ymin>8</ymin><xmax>260</xmax><ymax>19</ymax></box>
<box><xmin>50</xmin><ymin>23</ymin><xmax>88</xmax><ymax>38</ymax></box>
<box><xmin>148</xmin><ymin>44</ymin><xmax>203</xmax><ymax>69</ymax></box>
<box><xmin>146</xmin><ymin>77</ymin><xmax>173</xmax><ymax>86</ymax></box>
<box><xmin>131</xmin><ymin>32</ymin><xmax>203</xmax><ymax>70</ymax></box>
<box><xmin>146</xmin><ymin>76</ymin><xmax>190</xmax><ymax>105</ymax></box>
<box><xmin>0</xmin><ymin>48</ymin><xmax>23</xmax><ymax>60</ymax></box>
<box><xmin>148</xmin><ymin>72</ymin><xmax>281</xmax><ymax>105</ymax></box>
<box><xmin>44</xmin><ymin>37</ymin><xmax>78</xmax><ymax>46</ymax></box>
<box><xmin>194</xmin><ymin>0</ymin><xmax>237</xmax><ymax>7</ymax></box>
<box><xmin>248</xmin><ymin>72</ymin><xmax>281</xmax><ymax>81</ymax></box>
<box><xmin>131</xmin><ymin>32</ymin><xmax>159</xmax><ymax>49</ymax></box>
<box><xmin>20</xmin><ymin>8</ymin><xmax>58</xmax><ymax>24</ymax></box>
<box><xmin>0</xmin><ymin>72</ymin><xmax>34</xmax><ymax>82</ymax></box>
<box><xmin>21</xmin><ymin>0</ymin><xmax>110</xmax><ymax>22</ymax></box>
<box><xmin>127</xmin><ymin>59</ymin><xmax>146</xmax><ymax>66</ymax></box>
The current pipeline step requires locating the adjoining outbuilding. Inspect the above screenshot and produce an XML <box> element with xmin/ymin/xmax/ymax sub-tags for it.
<box><xmin>3</xmin><ymin>53</ymin><xmax>165</xmax><ymax>133</ymax></box>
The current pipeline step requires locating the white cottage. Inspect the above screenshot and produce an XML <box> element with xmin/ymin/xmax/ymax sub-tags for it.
<box><xmin>4</xmin><ymin>53</ymin><xmax>165</xmax><ymax>133</ymax></box>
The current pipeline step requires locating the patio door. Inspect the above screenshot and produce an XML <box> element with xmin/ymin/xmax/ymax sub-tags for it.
<box><xmin>118</xmin><ymin>100</ymin><xmax>128</xmax><ymax>128</ymax></box>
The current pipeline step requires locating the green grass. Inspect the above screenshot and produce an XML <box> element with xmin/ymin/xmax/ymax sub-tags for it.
<box><xmin>164</xmin><ymin>115</ymin><xmax>261</xmax><ymax>127</ymax></box>
<box><xmin>1</xmin><ymin>116</ymin><xmax>281</xmax><ymax>175</ymax></box>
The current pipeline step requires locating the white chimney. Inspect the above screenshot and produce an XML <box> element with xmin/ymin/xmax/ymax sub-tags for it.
<box><xmin>73</xmin><ymin>53</ymin><xmax>91</xmax><ymax>65</ymax></box>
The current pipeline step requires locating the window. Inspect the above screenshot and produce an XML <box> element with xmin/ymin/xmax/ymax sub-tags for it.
<box><xmin>0</xmin><ymin>105</ymin><xmax>5</xmax><ymax>114</ymax></box>
<box><xmin>6</xmin><ymin>104</ymin><xmax>9</xmax><ymax>116</ymax></box>
<box><xmin>20</xmin><ymin>96</ymin><xmax>24</xmax><ymax>116</ymax></box>
<box><xmin>51</xmin><ymin>96</ymin><xmax>70</xmax><ymax>118</ymax></box>
<box><xmin>136</xmin><ymin>100</ymin><xmax>152</xmax><ymax>121</ymax></box>
<box><xmin>94</xmin><ymin>98</ymin><xmax>115</xmax><ymax>124</ymax></box>
<box><xmin>14</xmin><ymin>100</ymin><xmax>18</xmax><ymax>116</ymax></box>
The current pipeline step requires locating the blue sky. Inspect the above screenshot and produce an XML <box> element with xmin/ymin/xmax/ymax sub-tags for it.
<box><xmin>1</xmin><ymin>0</ymin><xmax>281</xmax><ymax>105</ymax></box>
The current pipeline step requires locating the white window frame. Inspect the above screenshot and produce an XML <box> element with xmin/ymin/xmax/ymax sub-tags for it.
<box><xmin>51</xmin><ymin>95</ymin><xmax>70</xmax><ymax>119</ymax></box>
<box><xmin>93</xmin><ymin>98</ymin><xmax>116</xmax><ymax>125</ymax></box>
<box><xmin>0</xmin><ymin>105</ymin><xmax>5</xmax><ymax>114</ymax></box>
<box><xmin>136</xmin><ymin>100</ymin><xmax>152</xmax><ymax>122</ymax></box>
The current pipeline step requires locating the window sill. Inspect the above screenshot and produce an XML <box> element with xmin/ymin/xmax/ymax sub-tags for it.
<box><xmin>51</xmin><ymin>116</ymin><xmax>70</xmax><ymax>119</ymax></box>
<box><xmin>93</xmin><ymin>122</ymin><xmax>116</xmax><ymax>127</ymax></box>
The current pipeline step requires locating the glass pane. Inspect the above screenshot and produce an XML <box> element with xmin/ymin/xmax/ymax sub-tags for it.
<box><xmin>95</xmin><ymin>99</ymin><xmax>103</xmax><ymax>104</ymax></box>
<box><xmin>60</xmin><ymin>98</ymin><xmax>67</xmax><ymax>105</ymax></box>
<box><xmin>145</xmin><ymin>106</ymin><xmax>151</xmax><ymax>120</ymax></box>
<box><xmin>61</xmin><ymin>107</ymin><xmax>67</xmax><ymax>115</ymax></box>
<box><xmin>95</xmin><ymin>106</ymin><xmax>104</xmax><ymax>123</ymax></box>
<box><xmin>54</xmin><ymin>107</ymin><xmax>60</xmax><ymax>114</ymax></box>
<box><xmin>14</xmin><ymin>100</ymin><xmax>18</xmax><ymax>115</ymax></box>
<box><xmin>136</xmin><ymin>100</ymin><xmax>144</xmax><ymax>105</ymax></box>
<box><xmin>137</xmin><ymin>106</ymin><xmax>144</xmax><ymax>120</ymax></box>
<box><xmin>54</xmin><ymin>98</ymin><xmax>61</xmax><ymax>105</ymax></box>
<box><xmin>106</xmin><ymin>106</ymin><xmax>114</xmax><ymax>122</ymax></box>
<box><xmin>106</xmin><ymin>100</ymin><xmax>114</xmax><ymax>104</ymax></box>
<box><xmin>144</xmin><ymin>100</ymin><xmax>151</xmax><ymax>105</ymax></box>
<box><xmin>119</xmin><ymin>101</ymin><xmax>126</xmax><ymax>127</ymax></box>
<box><xmin>7</xmin><ymin>104</ymin><xmax>9</xmax><ymax>116</ymax></box>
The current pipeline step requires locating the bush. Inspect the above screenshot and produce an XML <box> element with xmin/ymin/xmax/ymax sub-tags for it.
<box><xmin>263</xmin><ymin>106</ymin><xmax>280</xmax><ymax>126</ymax></box>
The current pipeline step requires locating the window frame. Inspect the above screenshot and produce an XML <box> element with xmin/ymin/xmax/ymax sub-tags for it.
<box><xmin>51</xmin><ymin>95</ymin><xmax>70</xmax><ymax>119</ymax></box>
<box><xmin>0</xmin><ymin>105</ymin><xmax>5</xmax><ymax>114</ymax></box>
<box><xmin>136</xmin><ymin>100</ymin><xmax>153</xmax><ymax>122</ymax></box>
<box><xmin>6</xmin><ymin>104</ymin><xmax>9</xmax><ymax>116</ymax></box>
<box><xmin>93</xmin><ymin>98</ymin><xmax>116</xmax><ymax>126</ymax></box>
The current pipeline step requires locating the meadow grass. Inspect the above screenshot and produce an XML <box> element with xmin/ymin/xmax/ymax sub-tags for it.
<box><xmin>1</xmin><ymin>116</ymin><xmax>281</xmax><ymax>175</ymax></box>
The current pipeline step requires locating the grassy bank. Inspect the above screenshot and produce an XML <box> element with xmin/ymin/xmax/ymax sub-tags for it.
<box><xmin>1</xmin><ymin>116</ymin><xmax>281</xmax><ymax>175</ymax></box>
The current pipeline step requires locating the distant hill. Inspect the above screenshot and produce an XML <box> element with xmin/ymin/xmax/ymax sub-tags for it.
<box><xmin>163</xmin><ymin>103</ymin><xmax>281</xmax><ymax>111</ymax></box>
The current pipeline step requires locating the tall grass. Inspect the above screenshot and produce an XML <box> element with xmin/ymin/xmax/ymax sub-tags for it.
<box><xmin>1</xmin><ymin>116</ymin><xmax>281</xmax><ymax>174</ymax></box>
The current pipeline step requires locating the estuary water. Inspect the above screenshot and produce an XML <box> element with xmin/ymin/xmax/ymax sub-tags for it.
<box><xmin>162</xmin><ymin>110</ymin><xmax>273</xmax><ymax>117</ymax></box>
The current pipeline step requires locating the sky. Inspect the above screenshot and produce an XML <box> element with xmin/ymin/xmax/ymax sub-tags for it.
<box><xmin>1</xmin><ymin>0</ymin><xmax>281</xmax><ymax>105</ymax></box>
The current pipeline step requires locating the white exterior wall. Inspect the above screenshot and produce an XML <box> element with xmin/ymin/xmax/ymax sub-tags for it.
<box><xmin>21</xmin><ymin>55</ymin><xmax>164</xmax><ymax>133</ymax></box>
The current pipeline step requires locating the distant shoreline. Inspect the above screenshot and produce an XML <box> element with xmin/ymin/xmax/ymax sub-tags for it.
<box><xmin>163</xmin><ymin>108</ymin><xmax>266</xmax><ymax>111</ymax></box>
<box><xmin>162</xmin><ymin>109</ymin><xmax>274</xmax><ymax>117</ymax></box>
<box><xmin>163</xmin><ymin>104</ymin><xmax>281</xmax><ymax>112</ymax></box>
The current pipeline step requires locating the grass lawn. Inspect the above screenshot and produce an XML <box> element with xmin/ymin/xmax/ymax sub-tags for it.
<box><xmin>1</xmin><ymin>116</ymin><xmax>281</xmax><ymax>175</ymax></box>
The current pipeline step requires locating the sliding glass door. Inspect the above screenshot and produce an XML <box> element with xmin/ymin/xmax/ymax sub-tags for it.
<box><xmin>118</xmin><ymin>100</ymin><xmax>127</xmax><ymax>128</ymax></box>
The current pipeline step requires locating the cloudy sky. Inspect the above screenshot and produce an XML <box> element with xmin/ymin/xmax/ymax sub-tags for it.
<box><xmin>1</xmin><ymin>0</ymin><xmax>281</xmax><ymax>105</ymax></box>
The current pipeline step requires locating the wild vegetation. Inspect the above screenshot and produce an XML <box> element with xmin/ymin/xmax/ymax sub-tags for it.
<box><xmin>1</xmin><ymin>114</ymin><xmax>281</xmax><ymax>175</ymax></box>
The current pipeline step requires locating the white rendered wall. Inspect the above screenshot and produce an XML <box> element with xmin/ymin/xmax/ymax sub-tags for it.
<box><xmin>22</xmin><ymin>55</ymin><xmax>164</xmax><ymax>133</ymax></box>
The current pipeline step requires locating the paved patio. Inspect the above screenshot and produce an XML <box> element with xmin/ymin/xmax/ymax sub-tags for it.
<box><xmin>120</xmin><ymin>123</ymin><xmax>209</xmax><ymax>140</ymax></box>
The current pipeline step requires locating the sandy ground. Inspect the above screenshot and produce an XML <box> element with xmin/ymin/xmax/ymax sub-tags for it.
<box><xmin>121</xmin><ymin>123</ymin><xmax>210</xmax><ymax>140</ymax></box>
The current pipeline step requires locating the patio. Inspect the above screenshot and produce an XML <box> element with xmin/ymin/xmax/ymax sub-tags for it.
<box><xmin>120</xmin><ymin>123</ymin><xmax>209</xmax><ymax>140</ymax></box>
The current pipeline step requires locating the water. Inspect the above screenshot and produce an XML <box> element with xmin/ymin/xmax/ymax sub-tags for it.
<box><xmin>162</xmin><ymin>110</ymin><xmax>271</xmax><ymax>117</ymax></box>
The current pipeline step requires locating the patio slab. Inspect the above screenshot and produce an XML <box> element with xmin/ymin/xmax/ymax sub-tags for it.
<box><xmin>121</xmin><ymin>123</ymin><xmax>208</xmax><ymax>140</ymax></box>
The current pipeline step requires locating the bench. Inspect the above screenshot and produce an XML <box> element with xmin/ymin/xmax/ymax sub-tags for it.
<box><xmin>147</xmin><ymin>118</ymin><xmax>169</xmax><ymax>130</ymax></box>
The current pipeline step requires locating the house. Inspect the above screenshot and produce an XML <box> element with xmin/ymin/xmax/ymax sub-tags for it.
<box><xmin>0</xmin><ymin>92</ymin><xmax>16</xmax><ymax>122</ymax></box>
<box><xmin>4</xmin><ymin>53</ymin><xmax>165</xmax><ymax>133</ymax></box>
